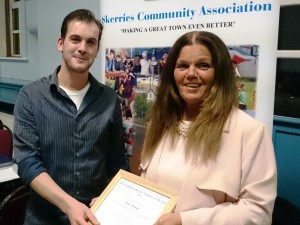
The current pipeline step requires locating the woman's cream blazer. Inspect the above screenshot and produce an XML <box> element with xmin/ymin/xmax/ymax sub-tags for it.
<box><xmin>141</xmin><ymin>108</ymin><xmax>277</xmax><ymax>225</ymax></box>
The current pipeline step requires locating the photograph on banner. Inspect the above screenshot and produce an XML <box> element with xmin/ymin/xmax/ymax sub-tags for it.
<box><xmin>104</xmin><ymin>44</ymin><xmax>258</xmax><ymax>167</ymax></box>
<box><xmin>104</xmin><ymin>47</ymin><xmax>170</xmax><ymax>165</ymax></box>
<box><xmin>228</xmin><ymin>44</ymin><xmax>258</xmax><ymax>116</ymax></box>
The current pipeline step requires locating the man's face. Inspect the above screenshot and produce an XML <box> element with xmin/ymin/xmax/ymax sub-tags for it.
<box><xmin>134</xmin><ymin>57</ymin><xmax>140</xmax><ymax>65</ymax></box>
<box><xmin>57</xmin><ymin>21</ymin><xmax>99</xmax><ymax>74</ymax></box>
<box><xmin>109</xmin><ymin>53</ymin><xmax>115</xmax><ymax>60</ymax></box>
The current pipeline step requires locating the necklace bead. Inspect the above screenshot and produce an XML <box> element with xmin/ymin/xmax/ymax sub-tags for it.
<box><xmin>177</xmin><ymin>120</ymin><xmax>190</xmax><ymax>137</ymax></box>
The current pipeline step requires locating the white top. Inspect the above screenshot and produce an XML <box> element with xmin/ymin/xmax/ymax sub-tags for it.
<box><xmin>145</xmin><ymin>120</ymin><xmax>193</xmax><ymax>194</ymax></box>
<box><xmin>140</xmin><ymin>59</ymin><xmax>151</xmax><ymax>76</ymax></box>
<box><xmin>60</xmin><ymin>82</ymin><xmax>90</xmax><ymax>110</ymax></box>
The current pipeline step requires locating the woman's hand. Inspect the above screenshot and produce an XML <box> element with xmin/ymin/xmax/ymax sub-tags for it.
<box><xmin>153</xmin><ymin>213</ymin><xmax>182</xmax><ymax>225</ymax></box>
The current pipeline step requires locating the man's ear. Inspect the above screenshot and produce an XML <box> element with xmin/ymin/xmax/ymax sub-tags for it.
<box><xmin>57</xmin><ymin>37</ymin><xmax>64</xmax><ymax>52</ymax></box>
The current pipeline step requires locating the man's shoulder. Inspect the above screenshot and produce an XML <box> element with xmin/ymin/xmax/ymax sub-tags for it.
<box><xmin>100</xmin><ymin>83</ymin><xmax>118</xmax><ymax>98</ymax></box>
<box><xmin>89</xmin><ymin>75</ymin><xmax>117</xmax><ymax>96</ymax></box>
<box><xmin>20</xmin><ymin>75</ymin><xmax>51</xmax><ymax>96</ymax></box>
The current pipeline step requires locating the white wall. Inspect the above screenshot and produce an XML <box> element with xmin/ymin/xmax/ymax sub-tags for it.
<box><xmin>0</xmin><ymin>0</ymin><xmax>39</xmax><ymax>81</ymax></box>
<box><xmin>0</xmin><ymin>0</ymin><xmax>6</xmax><ymax>57</ymax></box>
<box><xmin>0</xmin><ymin>0</ymin><xmax>101</xmax><ymax>82</ymax></box>
<box><xmin>36</xmin><ymin>0</ymin><xmax>101</xmax><ymax>79</ymax></box>
<box><xmin>0</xmin><ymin>0</ymin><xmax>101</xmax><ymax>129</ymax></box>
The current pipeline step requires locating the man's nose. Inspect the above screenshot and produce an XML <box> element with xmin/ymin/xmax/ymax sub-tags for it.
<box><xmin>78</xmin><ymin>41</ymin><xmax>87</xmax><ymax>53</ymax></box>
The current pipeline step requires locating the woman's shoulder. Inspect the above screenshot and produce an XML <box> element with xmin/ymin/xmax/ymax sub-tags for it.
<box><xmin>229</xmin><ymin>107</ymin><xmax>267</xmax><ymax>131</ymax></box>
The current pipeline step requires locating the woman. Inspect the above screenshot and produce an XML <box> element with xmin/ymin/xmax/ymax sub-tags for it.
<box><xmin>140</xmin><ymin>31</ymin><xmax>277</xmax><ymax>225</ymax></box>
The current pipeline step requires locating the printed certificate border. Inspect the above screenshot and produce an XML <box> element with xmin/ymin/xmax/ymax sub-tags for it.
<box><xmin>90</xmin><ymin>169</ymin><xmax>177</xmax><ymax>221</ymax></box>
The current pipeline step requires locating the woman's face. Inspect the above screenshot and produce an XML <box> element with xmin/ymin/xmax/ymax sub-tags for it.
<box><xmin>174</xmin><ymin>44</ymin><xmax>215</xmax><ymax>108</ymax></box>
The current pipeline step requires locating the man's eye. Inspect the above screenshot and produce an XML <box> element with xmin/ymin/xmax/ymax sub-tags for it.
<box><xmin>71</xmin><ymin>38</ymin><xmax>80</xmax><ymax>42</ymax></box>
<box><xmin>88</xmin><ymin>40</ymin><xmax>97</xmax><ymax>46</ymax></box>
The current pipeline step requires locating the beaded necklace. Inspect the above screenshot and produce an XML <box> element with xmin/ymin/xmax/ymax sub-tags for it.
<box><xmin>177</xmin><ymin>120</ymin><xmax>190</xmax><ymax>137</ymax></box>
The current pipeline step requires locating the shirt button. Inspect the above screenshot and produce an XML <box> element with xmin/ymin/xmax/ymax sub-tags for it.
<box><xmin>75</xmin><ymin>153</ymin><xmax>80</xmax><ymax>157</ymax></box>
<box><xmin>76</xmin><ymin>191</ymin><xmax>80</xmax><ymax>195</ymax></box>
<box><xmin>75</xmin><ymin>172</ymin><xmax>80</xmax><ymax>176</ymax></box>
<box><xmin>74</xmin><ymin>133</ymin><xmax>80</xmax><ymax>139</ymax></box>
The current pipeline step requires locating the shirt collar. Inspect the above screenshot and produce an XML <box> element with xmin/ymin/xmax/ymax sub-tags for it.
<box><xmin>49</xmin><ymin>66</ymin><xmax>104</xmax><ymax>95</ymax></box>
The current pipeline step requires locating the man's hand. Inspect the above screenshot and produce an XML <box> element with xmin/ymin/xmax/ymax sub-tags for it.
<box><xmin>65</xmin><ymin>198</ymin><xmax>99</xmax><ymax>225</ymax></box>
<box><xmin>29</xmin><ymin>173</ymin><xmax>100</xmax><ymax>225</ymax></box>
<box><xmin>89</xmin><ymin>197</ymin><xmax>98</xmax><ymax>207</ymax></box>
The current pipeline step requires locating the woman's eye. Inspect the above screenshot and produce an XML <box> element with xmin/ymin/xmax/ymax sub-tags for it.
<box><xmin>198</xmin><ymin>63</ymin><xmax>211</xmax><ymax>70</ymax></box>
<box><xmin>177</xmin><ymin>64</ymin><xmax>188</xmax><ymax>69</ymax></box>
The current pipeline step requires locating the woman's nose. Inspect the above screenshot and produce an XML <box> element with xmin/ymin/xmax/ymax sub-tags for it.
<box><xmin>186</xmin><ymin>65</ymin><xmax>197</xmax><ymax>78</ymax></box>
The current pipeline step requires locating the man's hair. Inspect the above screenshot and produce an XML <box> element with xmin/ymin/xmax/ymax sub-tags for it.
<box><xmin>61</xmin><ymin>9</ymin><xmax>103</xmax><ymax>47</ymax></box>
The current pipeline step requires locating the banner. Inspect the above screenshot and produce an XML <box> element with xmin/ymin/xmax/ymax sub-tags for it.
<box><xmin>99</xmin><ymin>0</ymin><xmax>280</xmax><ymax>173</ymax></box>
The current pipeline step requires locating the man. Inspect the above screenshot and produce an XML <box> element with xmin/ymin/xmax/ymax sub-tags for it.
<box><xmin>13</xmin><ymin>9</ymin><xmax>129</xmax><ymax>225</ymax></box>
<box><xmin>105</xmin><ymin>50</ymin><xmax>115</xmax><ymax>72</ymax></box>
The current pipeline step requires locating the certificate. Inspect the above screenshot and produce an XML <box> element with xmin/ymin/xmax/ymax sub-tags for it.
<box><xmin>90</xmin><ymin>169</ymin><xmax>177</xmax><ymax>225</ymax></box>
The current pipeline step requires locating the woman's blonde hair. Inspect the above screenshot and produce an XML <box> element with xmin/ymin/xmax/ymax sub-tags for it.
<box><xmin>141</xmin><ymin>31</ymin><xmax>238</xmax><ymax>164</ymax></box>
